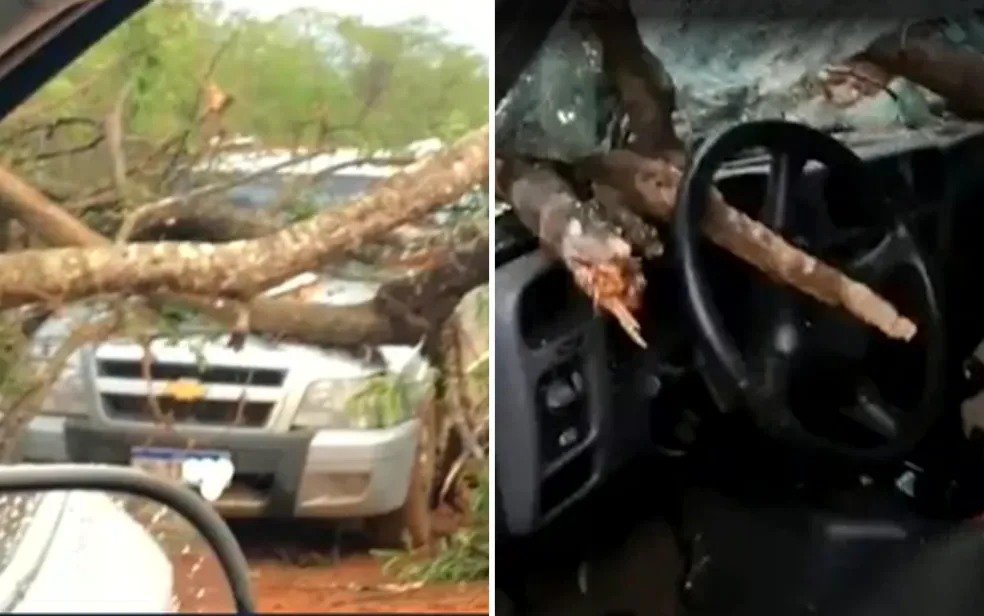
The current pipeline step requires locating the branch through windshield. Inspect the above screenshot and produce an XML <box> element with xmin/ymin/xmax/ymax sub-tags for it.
<box><xmin>496</xmin><ymin>0</ymin><xmax>984</xmax><ymax>161</ymax></box>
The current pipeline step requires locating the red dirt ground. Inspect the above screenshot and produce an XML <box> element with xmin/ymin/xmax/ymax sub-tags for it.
<box><xmin>140</xmin><ymin>508</ymin><xmax>488</xmax><ymax>614</ymax></box>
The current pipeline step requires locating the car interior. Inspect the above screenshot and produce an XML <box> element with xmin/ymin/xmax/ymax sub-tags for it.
<box><xmin>495</xmin><ymin>1</ymin><xmax>984</xmax><ymax>615</ymax></box>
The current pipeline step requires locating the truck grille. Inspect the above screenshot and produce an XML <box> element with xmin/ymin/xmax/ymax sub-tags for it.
<box><xmin>102</xmin><ymin>394</ymin><xmax>273</xmax><ymax>427</ymax></box>
<box><xmin>97</xmin><ymin>360</ymin><xmax>285</xmax><ymax>387</ymax></box>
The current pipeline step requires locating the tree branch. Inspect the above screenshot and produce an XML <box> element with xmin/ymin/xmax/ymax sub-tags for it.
<box><xmin>862</xmin><ymin>28</ymin><xmax>984</xmax><ymax>118</ymax></box>
<box><xmin>499</xmin><ymin>158</ymin><xmax>646</xmax><ymax>346</ymax></box>
<box><xmin>0</xmin><ymin>126</ymin><xmax>488</xmax><ymax>324</ymax></box>
<box><xmin>566</xmin><ymin>0</ymin><xmax>916</xmax><ymax>341</ymax></box>
<box><xmin>0</xmin><ymin>312</ymin><xmax>122</xmax><ymax>461</ymax></box>
<box><xmin>578</xmin><ymin>151</ymin><xmax>917</xmax><ymax>340</ymax></box>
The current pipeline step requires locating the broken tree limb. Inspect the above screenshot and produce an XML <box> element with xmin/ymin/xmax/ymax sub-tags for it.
<box><xmin>178</xmin><ymin>231</ymin><xmax>489</xmax><ymax>355</ymax></box>
<box><xmin>0</xmin><ymin>127</ymin><xmax>487</xmax><ymax>352</ymax></box>
<box><xmin>590</xmin><ymin>183</ymin><xmax>664</xmax><ymax>258</ymax></box>
<box><xmin>0</xmin><ymin>185</ymin><xmax>486</xmax><ymax>355</ymax></box>
<box><xmin>0</xmin><ymin>163</ymin><xmax>109</xmax><ymax>247</ymax></box>
<box><xmin>499</xmin><ymin>158</ymin><xmax>647</xmax><ymax>346</ymax></box>
<box><xmin>0</xmin><ymin>125</ymin><xmax>487</xmax><ymax>308</ymax></box>
<box><xmin>577</xmin><ymin>150</ymin><xmax>917</xmax><ymax>341</ymax></box>
<box><xmin>572</xmin><ymin>0</ymin><xmax>685</xmax><ymax>162</ymax></box>
<box><xmin>567</xmin><ymin>0</ymin><xmax>916</xmax><ymax>342</ymax></box>
<box><xmin>862</xmin><ymin>30</ymin><xmax>984</xmax><ymax>118</ymax></box>
<box><xmin>120</xmin><ymin>200</ymin><xmax>280</xmax><ymax>243</ymax></box>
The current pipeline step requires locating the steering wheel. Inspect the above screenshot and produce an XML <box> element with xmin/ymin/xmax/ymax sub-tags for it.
<box><xmin>673</xmin><ymin>120</ymin><xmax>944</xmax><ymax>461</ymax></box>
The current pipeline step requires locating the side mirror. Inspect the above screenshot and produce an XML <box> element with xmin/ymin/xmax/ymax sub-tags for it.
<box><xmin>0</xmin><ymin>464</ymin><xmax>254</xmax><ymax>614</ymax></box>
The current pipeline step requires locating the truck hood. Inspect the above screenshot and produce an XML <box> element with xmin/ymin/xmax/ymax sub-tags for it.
<box><xmin>92</xmin><ymin>335</ymin><xmax>425</xmax><ymax>381</ymax></box>
<box><xmin>0</xmin><ymin>1</ymin><xmax>149</xmax><ymax>122</ymax></box>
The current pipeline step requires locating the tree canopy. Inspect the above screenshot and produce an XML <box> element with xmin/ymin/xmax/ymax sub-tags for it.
<box><xmin>6</xmin><ymin>0</ymin><xmax>487</xmax><ymax>151</ymax></box>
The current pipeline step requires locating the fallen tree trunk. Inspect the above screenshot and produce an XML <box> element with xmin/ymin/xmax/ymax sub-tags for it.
<box><xmin>0</xmin><ymin>126</ymin><xmax>487</xmax><ymax>309</ymax></box>
<box><xmin>0</xmin><ymin>167</ymin><xmax>490</xmax><ymax>349</ymax></box>
<box><xmin>184</xmin><ymin>232</ymin><xmax>489</xmax><ymax>353</ymax></box>
<box><xmin>499</xmin><ymin>158</ymin><xmax>647</xmax><ymax>346</ymax></box>
<box><xmin>121</xmin><ymin>200</ymin><xmax>280</xmax><ymax>243</ymax></box>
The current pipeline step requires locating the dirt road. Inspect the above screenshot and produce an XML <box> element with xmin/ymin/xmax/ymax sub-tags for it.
<box><xmin>130</xmin><ymin>501</ymin><xmax>487</xmax><ymax>613</ymax></box>
<box><xmin>234</xmin><ymin>519</ymin><xmax>489</xmax><ymax>614</ymax></box>
<box><xmin>248</xmin><ymin>556</ymin><xmax>488</xmax><ymax>613</ymax></box>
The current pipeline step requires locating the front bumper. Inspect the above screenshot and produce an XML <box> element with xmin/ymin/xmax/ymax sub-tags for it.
<box><xmin>17</xmin><ymin>416</ymin><xmax>418</xmax><ymax>519</ymax></box>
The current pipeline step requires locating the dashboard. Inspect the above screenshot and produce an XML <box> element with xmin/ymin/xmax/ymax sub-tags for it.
<box><xmin>495</xmin><ymin>213</ymin><xmax>675</xmax><ymax>536</ymax></box>
<box><xmin>495</xmin><ymin>123</ymin><xmax>984</xmax><ymax>537</ymax></box>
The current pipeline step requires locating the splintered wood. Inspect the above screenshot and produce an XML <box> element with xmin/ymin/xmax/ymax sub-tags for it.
<box><xmin>579</xmin><ymin>151</ymin><xmax>918</xmax><ymax>342</ymax></box>
<box><xmin>502</xmin><ymin>161</ymin><xmax>647</xmax><ymax>347</ymax></box>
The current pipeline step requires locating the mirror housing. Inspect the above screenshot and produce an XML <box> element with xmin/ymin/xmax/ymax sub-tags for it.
<box><xmin>0</xmin><ymin>464</ymin><xmax>254</xmax><ymax>613</ymax></box>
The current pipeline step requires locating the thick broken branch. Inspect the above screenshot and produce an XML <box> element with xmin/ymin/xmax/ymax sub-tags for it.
<box><xmin>578</xmin><ymin>151</ymin><xmax>917</xmax><ymax>340</ymax></box>
<box><xmin>0</xmin><ymin>126</ymin><xmax>487</xmax><ymax>307</ymax></box>
<box><xmin>563</xmin><ymin>0</ymin><xmax>917</xmax><ymax>341</ymax></box>
<box><xmin>0</xmin><ymin>127</ymin><xmax>487</xmax><ymax>352</ymax></box>
<box><xmin>862</xmin><ymin>31</ymin><xmax>984</xmax><ymax>118</ymax></box>
<box><xmin>0</xmin><ymin>147</ymin><xmax>486</xmax><ymax>350</ymax></box>
<box><xmin>0</xmin><ymin>163</ymin><xmax>108</xmax><ymax>247</ymax></box>
<box><xmin>573</xmin><ymin>0</ymin><xmax>685</xmax><ymax>162</ymax></box>
<box><xmin>499</xmin><ymin>158</ymin><xmax>646</xmax><ymax>346</ymax></box>
<box><xmin>1</xmin><ymin>313</ymin><xmax>122</xmax><ymax>461</ymax></box>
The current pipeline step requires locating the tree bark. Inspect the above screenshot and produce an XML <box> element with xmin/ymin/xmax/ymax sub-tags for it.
<box><xmin>0</xmin><ymin>163</ymin><xmax>108</xmax><ymax>247</ymax></box>
<box><xmin>578</xmin><ymin>150</ymin><xmax>917</xmax><ymax>340</ymax></box>
<box><xmin>573</xmin><ymin>0</ymin><xmax>685</xmax><ymax>161</ymax></box>
<box><xmin>862</xmin><ymin>32</ymin><xmax>984</xmax><ymax>118</ymax></box>
<box><xmin>177</xmin><ymin>232</ymin><xmax>488</xmax><ymax>353</ymax></box>
<box><xmin>122</xmin><ymin>200</ymin><xmax>280</xmax><ymax>243</ymax></box>
<box><xmin>0</xmin><ymin>162</ymin><xmax>490</xmax><ymax>348</ymax></box>
<box><xmin>499</xmin><ymin>158</ymin><xmax>647</xmax><ymax>346</ymax></box>
<box><xmin>0</xmin><ymin>126</ymin><xmax>487</xmax><ymax>309</ymax></box>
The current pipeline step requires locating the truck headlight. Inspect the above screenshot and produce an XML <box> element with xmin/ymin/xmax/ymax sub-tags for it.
<box><xmin>293</xmin><ymin>376</ymin><xmax>413</xmax><ymax>430</ymax></box>
<box><xmin>30</xmin><ymin>343</ymin><xmax>89</xmax><ymax>417</ymax></box>
<box><xmin>40</xmin><ymin>361</ymin><xmax>89</xmax><ymax>416</ymax></box>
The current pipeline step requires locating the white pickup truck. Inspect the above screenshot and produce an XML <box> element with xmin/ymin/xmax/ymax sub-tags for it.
<box><xmin>18</xmin><ymin>277</ymin><xmax>432</xmax><ymax>534</ymax></box>
<box><xmin>14</xmin><ymin>138</ymin><xmax>438</xmax><ymax>538</ymax></box>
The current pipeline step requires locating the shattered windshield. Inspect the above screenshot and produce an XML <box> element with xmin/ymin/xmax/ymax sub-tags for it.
<box><xmin>495</xmin><ymin>0</ymin><xmax>984</xmax><ymax>161</ymax></box>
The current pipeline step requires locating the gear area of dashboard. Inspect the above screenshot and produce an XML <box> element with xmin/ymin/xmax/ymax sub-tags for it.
<box><xmin>496</xmin><ymin>248</ymin><xmax>608</xmax><ymax>536</ymax></box>
<box><xmin>496</xmin><ymin>214</ymin><xmax>675</xmax><ymax>536</ymax></box>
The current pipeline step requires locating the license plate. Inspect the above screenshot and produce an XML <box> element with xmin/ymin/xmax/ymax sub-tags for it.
<box><xmin>131</xmin><ymin>447</ymin><xmax>234</xmax><ymax>501</ymax></box>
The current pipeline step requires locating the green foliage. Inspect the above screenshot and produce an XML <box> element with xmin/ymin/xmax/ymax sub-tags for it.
<box><xmin>12</xmin><ymin>0</ymin><xmax>487</xmax><ymax>150</ymax></box>
<box><xmin>377</xmin><ymin>468</ymin><xmax>489</xmax><ymax>583</ymax></box>
<box><xmin>465</xmin><ymin>351</ymin><xmax>489</xmax><ymax>404</ymax></box>
<box><xmin>0</xmin><ymin>319</ymin><xmax>32</xmax><ymax>402</ymax></box>
<box><xmin>344</xmin><ymin>373</ymin><xmax>408</xmax><ymax>429</ymax></box>
<box><xmin>283</xmin><ymin>195</ymin><xmax>321</xmax><ymax>223</ymax></box>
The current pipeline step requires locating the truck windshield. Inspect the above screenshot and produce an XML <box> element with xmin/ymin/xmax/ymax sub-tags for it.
<box><xmin>495</xmin><ymin>1</ymin><xmax>984</xmax><ymax>161</ymax></box>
